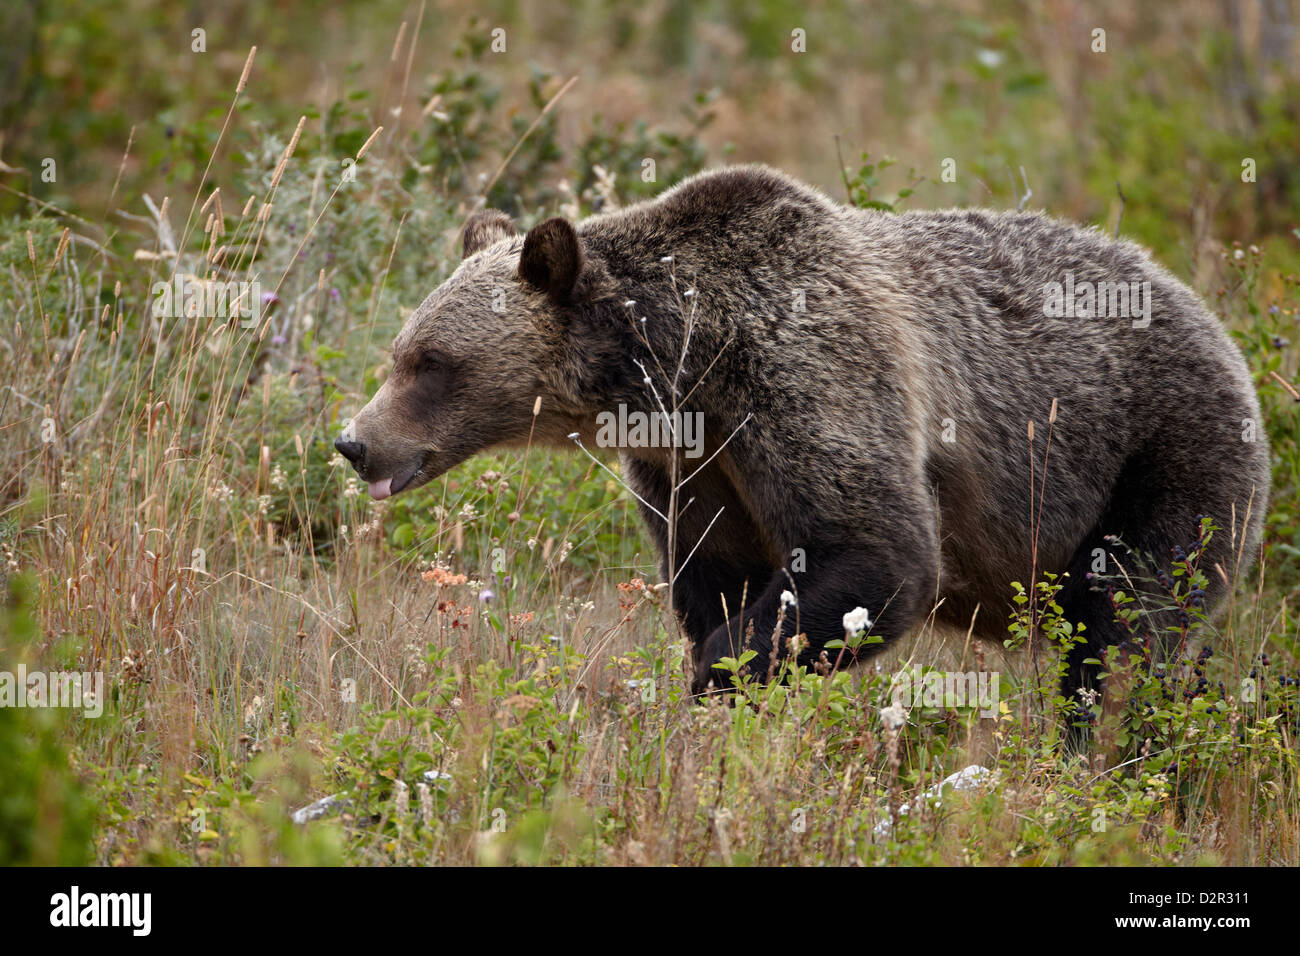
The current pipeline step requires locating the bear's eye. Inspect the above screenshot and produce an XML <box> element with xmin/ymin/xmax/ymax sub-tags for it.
<box><xmin>415</xmin><ymin>351</ymin><xmax>450</xmax><ymax>375</ymax></box>
<box><xmin>406</xmin><ymin>350</ymin><xmax>457</xmax><ymax>405</ymax></box>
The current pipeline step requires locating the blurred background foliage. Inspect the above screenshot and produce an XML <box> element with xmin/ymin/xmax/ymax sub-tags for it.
<box><xmin>0</xmin><ymin>0</ymin><xmax>1297</xmax><ymax>271</ymax></box>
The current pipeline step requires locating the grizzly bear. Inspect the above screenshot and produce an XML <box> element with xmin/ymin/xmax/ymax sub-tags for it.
<box><xmin>335</xmin><ymin>165</ymin><xmax>1269</xmax><ymax>730</ymax></box>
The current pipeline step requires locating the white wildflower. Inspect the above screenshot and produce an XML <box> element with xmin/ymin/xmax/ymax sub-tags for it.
<box><xmin>592</xmin><ymin>164</ymin><xmax>618</xmax><ymax>209</ymax></box>
<box><xmin>207</xmin><ymin>480</ymin><xmax>235</xmax><ymax>502</ymax></box>
<box><xmin>880</xmin><ymin>703</ymin><xmax>906</xmax><ymax>731</ymax></box>
<box><xmin>842</xmin><ymin>606</ymin><xmax>873</xmax><ymax>635</ymax></box>
<box><xmin>417</xmin><ymin>783</ymin><xmax>434</xmax><ymax>826</ymax></box>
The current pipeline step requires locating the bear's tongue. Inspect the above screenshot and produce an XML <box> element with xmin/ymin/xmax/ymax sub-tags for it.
<box><xmin>368</xmin><ymin>478</ymin><xmax>393</xmax><ymax>500</ymax></box>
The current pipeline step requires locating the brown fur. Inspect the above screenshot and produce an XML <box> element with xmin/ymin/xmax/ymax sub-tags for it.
<box><xmin>338</xmin><ymin>165</ymin><xmax>1270</xmax><ymax>728</ymax></box>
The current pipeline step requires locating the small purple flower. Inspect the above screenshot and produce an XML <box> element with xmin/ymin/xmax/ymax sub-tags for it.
<box><xmin>329</xmin><ymin>288</ymin><xmax>340</xmax><ymax>300</ymax></box>
<box><xmin>479</xmin><ymin>589</ymin><xmax>494</xmax><ymax>603</ymax></box>
<box><xmin>261</xmin><ymin>291</ymin><xmax>280</xmax><ymax>306</ymax></box>
<box><xmin>271</xmin><ymin>334</ymin><xmax>286</xmax><ymax>345</ymax></box>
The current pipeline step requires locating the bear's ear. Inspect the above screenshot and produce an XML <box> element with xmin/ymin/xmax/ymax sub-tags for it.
<box><xmin>518</xmin><ymin>217</ymin><xmax>583</xmax><ymax>303</ymax></box>
<box><xmin>461</xmin><ymin>209</ymin><xmax>517</xmax><ymax>259</ymax></box>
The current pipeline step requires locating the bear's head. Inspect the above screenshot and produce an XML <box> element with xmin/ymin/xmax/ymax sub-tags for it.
<box><xmin>335</xmin><ymin>209</ymin><xmax>605</xmax><ymax>499</ymax></box>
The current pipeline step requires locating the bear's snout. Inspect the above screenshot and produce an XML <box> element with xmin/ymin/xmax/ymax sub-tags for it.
<box><xmin>334</xmin><ymin>438</ymin><xmax>365</xmax><ymax>466</ymax></box>
<box><xmin>333</xmin><ymin>424</ymin><xmax>424</xmax><ymax>500</ymax></box>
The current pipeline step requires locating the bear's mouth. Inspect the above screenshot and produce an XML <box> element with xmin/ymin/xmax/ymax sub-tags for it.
<box><xmin>367</xmin><ymin>460</ymin><xmax>421</xmax><ymax>500</ymax></box>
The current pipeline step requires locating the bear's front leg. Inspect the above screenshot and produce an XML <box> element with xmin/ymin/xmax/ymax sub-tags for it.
<box><xmin>690</xmin><ymin>542</ymin><xmax>935</xmax><ymax>695</ymax></box>
<box><xmin>621</xmin><ymin>454</ymin><xmax>777</xmax><ymax>646</ymax></box>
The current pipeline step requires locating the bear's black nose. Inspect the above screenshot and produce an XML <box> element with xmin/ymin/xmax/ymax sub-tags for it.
<box><xmin>334</xmin><ymin>438</ymin><xmax>365</xmax><ymax>466</ymax></box>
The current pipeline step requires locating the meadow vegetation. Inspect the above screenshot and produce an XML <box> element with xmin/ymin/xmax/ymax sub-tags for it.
<box><xmin>0</xmin><ymin>1</ymin><xmax>1297</xmax><ymax>865</ymax></box>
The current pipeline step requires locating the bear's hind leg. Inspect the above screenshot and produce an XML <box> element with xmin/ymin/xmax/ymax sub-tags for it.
<box><xmin>1055</xmin><ymin>446</ymin><xmax>1249</xmax><ymax>747</ymax></box>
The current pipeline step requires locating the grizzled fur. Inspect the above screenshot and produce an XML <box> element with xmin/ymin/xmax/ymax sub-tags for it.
<box><xmin>338</xmin><ymin>165</ymin><xmax>1269</xmax><ymax>727</ymax></box>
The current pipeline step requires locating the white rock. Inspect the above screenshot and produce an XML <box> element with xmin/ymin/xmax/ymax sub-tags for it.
<box><xmin>873</xmin><ymin>764</ymin><xmax>993</xmax><ymax>838</ymax></box>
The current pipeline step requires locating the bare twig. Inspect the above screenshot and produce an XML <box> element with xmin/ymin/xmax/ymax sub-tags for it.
<box><xmin>834</xmin><ymin>134</ymin><xmax>854</xmax><ymax>205</ymax></box>
<box><xmin>1268</xmin><ymin>369</ymin><xmax>1300</xmax><ymax>401</ymax></box>
<box><xmin>1014</xmin><ymin>165</ymin><xmax>1033</xmax><ymax>211</ymax></box>
<box><xmin>476</xmin><ymin>75</ymin><xmax>579</xmax><ymax>207</ymax></box>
